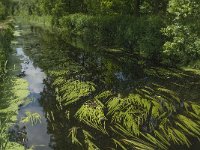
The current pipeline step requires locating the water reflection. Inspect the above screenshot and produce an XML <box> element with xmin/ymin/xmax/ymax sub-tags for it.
<box><xmin>13</xmin><ymin>26</ymin><xmax>52</xmax><ymax>150</ymax></box>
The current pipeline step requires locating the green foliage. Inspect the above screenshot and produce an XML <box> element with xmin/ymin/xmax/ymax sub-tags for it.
<box><xmin>0</xmin><ymin>2</ymin><xmax>5</xmax><ymax>20</ymax></box>
<box><xmin>16</xmin><ymin>0</ymin><xmax>169</xmax><ymax>62</ymax></box>
<box><xmin>21</xmin><ymin>111</ymin><xmax>41</xmax><ymax>126</ymax></box>
<box><xmin>52</xmin><ymin>79</ymin><xmax>200</xmax><ymax>150</ymax></box>
<box><xmin>106</xmin><ymin>90</ymin><xmax>200</xmax><ymax>149</ymax></box>
<box><xmin>13</xmin><ymin>0</ymin><xmax>200</xmax><ymax>149</ymax></box>
<box><xmin>15</xmin><ymin>0</ymin><xmax>200</xmax><ymax>65</ymax></box>
<box><xmin>21</xmin><ymin>21</ymin><xmax>200</xmax><ymax>149</ymax></box>
<box><xmin>0</xmin><ymin>25</ymin><xmax>29</xmax><ymax>150</ymax></box>
<box><xmin>0</xmin><ymin>0</ymin><xmax>13</xmax><ymax>20</ymax></box>
<box><xmin>68</xmin><ymin>127</ymin><xmax>100</xmax><ymax>150</ymax></box>
<box><xmin>0</xmin><ymin>25</ymin><xmax>13</xmax><ymax>79</ymax></box>
<box><xmin>107</xmin><ymin>94</ymin><xmax>151</xmax><ymax>136</ymax></box>
<box><xmin>0</xmin><ymin>77</ymin><xmax>29</xmax><ymax>149</ymax></box>
<box><xmin>75</xmin><ymin>99</ymin><xmax>107</xmax><ymax>134</ymax></box>
<box><xmin>50</xmin><ymin>70</ymin><xmax>96</xmax><ymax>106</ymax></box>
<box><xmin>82</xmin><ymin>129</ymin><xmax>100</xmax><ymax>150</ymax></box>
<box><xmin>162</xmin><ymin>0</ymin><xmax>200</xmax><ymax>64</ymax></box>
<box><xmin>68</xmin><ymin>127</ymin><xmax>82</xmax><ymax>146</ymax></box>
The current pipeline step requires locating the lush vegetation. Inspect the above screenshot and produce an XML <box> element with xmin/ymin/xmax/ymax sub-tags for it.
<box><xmin>0</xmin><ymin>2</ymin><xmax>30</xmax><ymax>149</ymax></box>
<box><xmin>16</xmin><ymin>0</ymin><xmax>200</xmax><ymax>66</ymax></box>
<box><xmin>0</xmin><ymin>0</ymin><xmax>200</xmax><ymax>149</ymax></box>
<box><xmin>20</xmin><ymin>27</ymin><xmax>200</xmax><ymax>149</ymax></box>
<box><xmin>0</xmin><ymin>23</ymin><xmax>30</xmax><ymax>150</ymax></box>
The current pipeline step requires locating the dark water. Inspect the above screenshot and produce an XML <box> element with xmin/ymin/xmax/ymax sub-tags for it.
<box><xmin>11</xmin><ymin>24</ymin><xmax>200</xmax><ymax>150</ymax></box>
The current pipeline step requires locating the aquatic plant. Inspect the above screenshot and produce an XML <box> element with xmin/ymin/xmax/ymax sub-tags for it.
<box><xmin>75</xmin><ymin>99</ymin><xmax>107</xmax><ymax>134</ymax></box>
<box><xmin>68</xmin><ymin>127</ymin><xmax>100</xmax><ymax>150</ymax></box>
<box><xmin>68</xmin><ymin>127</ymin><xmax>82</xmax><ymax>146</ymax></box>
<box><xmin>49</xmin><ymin>69</ymin><xmax>96</xmax><ymax>106</ymax></box>
<box><xmin>62</xmin><ymin>86</ymin><xmax>200</xmax><ymax>149</ymax></box>
<box><xmin>21</xmin><ymin>111</ymin><xmax>41</xmax><ymax>126</ymax></box>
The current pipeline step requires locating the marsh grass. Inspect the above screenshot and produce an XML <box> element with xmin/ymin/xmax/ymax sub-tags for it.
<box><xmin>0</xmin><ymin>75</ymin><xmax>29</xmax><ymax>150</ymax></box>
<box><xmin>0</xmin><ymin>25</ymin><xmax>30</xmax><ymax>149</ymax></box>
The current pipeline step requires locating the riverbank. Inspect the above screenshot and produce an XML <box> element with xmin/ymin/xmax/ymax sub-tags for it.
<box><xmin>0</xmin><ymin>21</ymin><xmax>30</xmax><ymax>149</ymax></box>
<box><xmin>10</xmin><ymin>24</ymin><xmax>51</xmax><ymax>150</ymax></box>
<box><xmin>15</xmin><ymin>15</ymin><xmax>52</xmax><ymax>31</ymax></box>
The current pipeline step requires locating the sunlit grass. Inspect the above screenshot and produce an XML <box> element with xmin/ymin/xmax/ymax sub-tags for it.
<box><xmin>0</xmin><ymin>27</ymin><xmax>30</xmax><ymax>149</ymax></box>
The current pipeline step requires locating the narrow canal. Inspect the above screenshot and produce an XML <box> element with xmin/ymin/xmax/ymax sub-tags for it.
<box><xmin>12</xmin><ymin>25</ymin><xmax>52</xmax><ymax>150</ymax></box>
<box><xmin>10</xmin><ymin>23</ymin><xmax>143</xmax><ymax>150</ymax></box>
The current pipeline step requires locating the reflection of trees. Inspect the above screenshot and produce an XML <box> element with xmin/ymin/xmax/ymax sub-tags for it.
<box><xmin>40</xmin><ymin>86</ymin><xmax>71</xmax><ymax>149</ymax></box>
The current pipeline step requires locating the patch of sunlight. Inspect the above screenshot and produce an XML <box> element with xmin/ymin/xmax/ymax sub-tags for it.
<box><xmin>144</xmin><ymin>67</ymin><xmax>183</xmax><ymax>78</ymax></box>
<box><xmin>11</xmin><ymin>40</ymin><xmax>19</xmax><ymax>45</ymax></box>
<box><xmin>0</xmin><ymin>77</ymin><xmax>29</xmax><ymax>121</ymax></box>
<box><xmin>12</xmin><ymin>77</ymin><xmax>29</xmax><ymax>100</ymax></box>
<box><xmin>21</xmin><ymin>111</ymin><xmax>41</xmax><ymax>126</ymax></box>
<box><xmin>6</xmin><ymin>142</ymin><xmax>27</xmax><ymax>150</ymax></box>
<box><xmin>183</xmin><ymin>68</ymin><xmax>200</xmax><ymax>75</ymax></box>
<box><xmin>13</xmin><ymin>30</ymin><xmax>21</xmax><ymax>37</ymax></box>
<box><xmin>106</xmin><ymin>48</ymin><xmax>124</xmax><ymax>53</ymax></box>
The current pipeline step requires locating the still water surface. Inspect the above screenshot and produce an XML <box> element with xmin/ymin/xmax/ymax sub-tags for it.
<box><xmin>13</xmin><ymin>26</ymin><xmax>52</xmax><ymax>150</ymax></box>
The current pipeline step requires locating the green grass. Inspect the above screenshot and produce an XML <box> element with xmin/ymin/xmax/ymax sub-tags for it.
<box><xmin>15</xmin><ymin>15</ymin><xmax>52</xmax><ymax>30</ymax></box>
<box><xmin>0</xmin><ymin>29</ymin><xmax>30</xmax><ymax>149</ymax></box>
<box><xmin>0</xmin><ymin>71</ymin><xmax>29</xmax><ymax>150</ymax></box>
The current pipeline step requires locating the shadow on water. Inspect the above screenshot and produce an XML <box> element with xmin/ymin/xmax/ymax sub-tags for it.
<box><xmin>12</xmin><ymin>24</ymin><xmax>200</xmax><ymax>149</ymax></box>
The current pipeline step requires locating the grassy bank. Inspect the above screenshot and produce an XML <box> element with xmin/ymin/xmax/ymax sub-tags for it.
<box><xmin>15</xmin><ymin>15</ymin><xmax>52</xmax><ymax>30</ymax></box>
<box><xmin>0</xmin><ymin>21</ymin><xmax>29</xmax><ymax>150</ymax></box>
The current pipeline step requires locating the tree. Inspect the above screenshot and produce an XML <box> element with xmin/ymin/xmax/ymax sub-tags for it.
<box><xmin>162</xmin><ymin>0</ymin><xmax>200</xmax><ymax>64</ymax></box>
